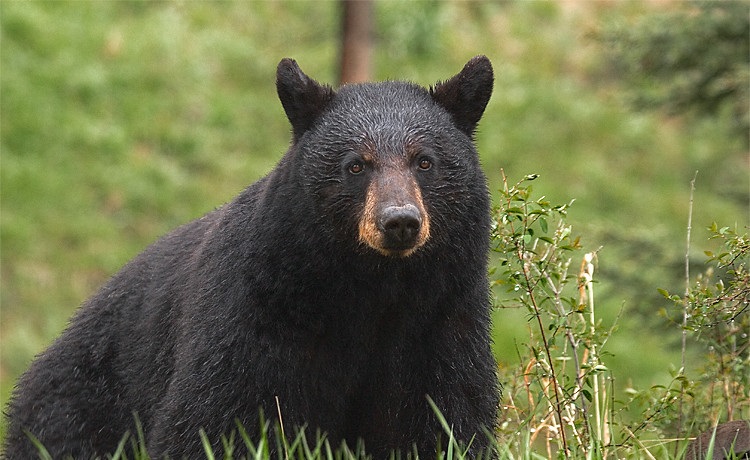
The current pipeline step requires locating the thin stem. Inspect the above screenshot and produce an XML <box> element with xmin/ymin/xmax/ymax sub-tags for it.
<box><xmin>275</xmin><ymin>395</ymin><xmax>289</xmax><ymax>460</ymax></box>
<box><xmin>683</xmin><ymin>171</ymin><xmax>698</xmax><ymax>370</ymax></box>
<box><xmin>525</xmin><ymin>273</ymin><xmax>569</xmax><ymax>456</ymax></box>
<box><xmin>541</xmin><ymin>268</ymin><xmax>590</xmax><ymax>441</ymax></box>
<box><xmin>677</xmin><ymin>171</ymin><xmax>698</xmax><ymax>457</ymax></box>
<box><xmin>517</xmin><ymin>230</ymin><xmax>569</xmax><ymax>457</ymax></box>
<box><xmin>582</xmin><ymin>252</ymin><xmax>603</xmax><ymax>446</ymax></box>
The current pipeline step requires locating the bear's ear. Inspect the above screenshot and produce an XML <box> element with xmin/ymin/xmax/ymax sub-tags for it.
<box><xmin>276</xmin><ymin>58</ymin><xmax>336</xmax><ymax>142</ymax></box>
<box><xmin>430</xmin><ymin>56</ymin><xmax>494</xmax><ymax>137</ymax></box>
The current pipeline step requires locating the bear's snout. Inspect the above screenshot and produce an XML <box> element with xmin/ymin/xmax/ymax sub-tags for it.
<box><xmin>358</xmin><ymin>174</ymin><xmax>431</xmax><ymax>258</ymax></box>
<box><xmin>378</xmin><ymin>204</ymin><xmax>422</xmax><ymax>250</ymax></box>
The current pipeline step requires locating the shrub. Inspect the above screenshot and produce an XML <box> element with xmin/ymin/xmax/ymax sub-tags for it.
<box><xmin>493</xmin><ymin>172</ymin><xmax>749</xmax><ymax>458</ymax></box>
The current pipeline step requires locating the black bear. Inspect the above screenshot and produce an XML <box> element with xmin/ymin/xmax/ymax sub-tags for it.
<box><xmin>3</xmin><ymin>56</ymin><xmax>498</xmax><ymax>459</ymax></box>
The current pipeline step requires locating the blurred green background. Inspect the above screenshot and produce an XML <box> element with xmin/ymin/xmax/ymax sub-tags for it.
<box><xmin>1</xmin><ymin>0</ymin><xmax>747</xmax><ymax>439</ymax></box>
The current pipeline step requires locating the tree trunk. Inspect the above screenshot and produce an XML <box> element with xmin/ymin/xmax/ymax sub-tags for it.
<box><xmin>339</xmin><ymin>0</ymin><xmax>373</xmax><ymax>85</ymax></box>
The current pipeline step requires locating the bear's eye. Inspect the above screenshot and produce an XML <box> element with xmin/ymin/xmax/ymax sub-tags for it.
<box><xmin>348</xmin><ymin>161</ymin><xmax>365</xmax><ymax>175</ymax></box>
<box><xmin>417</xmin><ymin>157</ymin><xmax>432</xmax><ymax>171</ymax></box>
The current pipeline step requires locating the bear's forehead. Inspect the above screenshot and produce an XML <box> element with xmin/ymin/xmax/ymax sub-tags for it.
<box><xmin>336</xmin><ymin>81</ymin><xmax>428</xmax><ymax>102</ymax></box>
<box><xmin>331</xmin><ymin>83</ymin><xmax>442</xmax><ymax>119</ymax></box>
<box><xmin>319</xmin><ymin>82</ymin><xmax>451</xmax><ymax>139</ymax></box>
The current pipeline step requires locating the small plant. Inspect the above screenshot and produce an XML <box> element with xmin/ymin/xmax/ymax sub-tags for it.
<box><xmin>492</xmin><ymin>171</ymin><xmax>617</xmax><ymax>458</ymax></box>
<box><xmin>659</xmin><ymin>223</ymin><xmax>749</xmax><ymax>443</ymax></box>
<box><xmin>492</xmin><ymin>172</ymin><xmax>749</xmax><ymax>459</ymax></box>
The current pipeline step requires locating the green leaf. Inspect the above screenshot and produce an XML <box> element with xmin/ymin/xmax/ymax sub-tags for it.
<box><xmin>23</xmin><ymin>430</ymin><xmax>53</xmax><ymax>460</ymax></box>
<box><xmin>539</xmin><ymin>217</ymin><xmax>548</xmax><ymax>233</ymax></box>
<box><xmin>199</xmin><ymin>429</ymin><xmax>216</xmax><ymax>460</ymax></box>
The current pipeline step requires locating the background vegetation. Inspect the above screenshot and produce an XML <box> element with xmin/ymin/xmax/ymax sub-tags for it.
<box><xmin>1</xmin><ymin>0</ymin><xmax>747</xmax><ymax>456</ymax></box>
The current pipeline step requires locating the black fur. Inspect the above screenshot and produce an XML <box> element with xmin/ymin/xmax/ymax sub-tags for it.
<box><xmin>3</xmin><ymin>56</ymin><xmax>498</xmax><ymax>459</ymax></box>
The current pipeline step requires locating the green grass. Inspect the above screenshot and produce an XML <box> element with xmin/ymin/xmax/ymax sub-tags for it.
<box><xmin>1</xmin><ymin>1</ymin><xmax>747</xmax><ymax>455</ymax></box>
<box><xmin>19</xmin><ymin>411</ymin><xmax>487</xmax><ymax>460</ymax></box>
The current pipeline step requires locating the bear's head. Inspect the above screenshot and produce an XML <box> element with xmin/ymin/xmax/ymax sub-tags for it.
<box><xmin>276</xmin><ymin>57</ymin><xmax>493</xmax><ymax>258</ymax></box>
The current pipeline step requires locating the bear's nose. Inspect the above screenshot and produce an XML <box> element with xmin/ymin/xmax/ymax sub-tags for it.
<box><xmin>378</xmin><ymin>204</ymin><xmax>422</xmax><ymax>248</ymax></box>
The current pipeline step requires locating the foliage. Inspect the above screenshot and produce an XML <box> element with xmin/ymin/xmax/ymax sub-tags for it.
<box><xmin>493</xmin><ymin>173</ymin><xmax>619</xmax><ymax>458</ymax></box>
<box><xmin>598</xmin><ymin>1</ymin><xmax>750</xmax><ymax>141</ymax></box>
<box><xmin>493</xmin><ymin>174</ymin><xmax>750</xmax><ymax>458</ymax></box>
<box><xmin>659</xmin><ymin>224</ymin><xmax>750</xmax><ymax>433</ymax></box>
